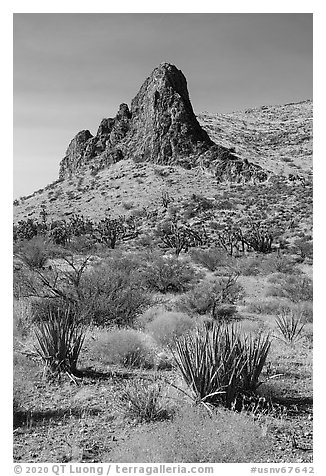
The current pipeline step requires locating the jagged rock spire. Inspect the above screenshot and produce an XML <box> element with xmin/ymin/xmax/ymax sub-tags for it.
<box><xmin>59</xmin><ymin>62</ymin><xmax>268</xmax><ymax>183</ymax></box>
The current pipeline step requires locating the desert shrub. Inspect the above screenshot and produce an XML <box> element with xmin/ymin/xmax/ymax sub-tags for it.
<box><xmin>179</xmin><ymin>275</ymin><xmax>244</xmax><ymax>319</ymax></box>
<box><xmin>135</xmin><ymin>306</ymin><xmax>167</xmax><ymax>329</ymax></box>
<box><xmin>14</xmin><ymin>251</ymin><xmax>91</xmax><ymax>302</ymax></box>
<box><xmin>213</xmin><ymin>304</ymin><xmax>238</xmax><ymax>321</ymax></box>
<box><xmin>80</xmin><ymin>261</ymin><xmax>151</xmax><ymax>326</ymax></box>
<box><xmin>142</xmin><ymin>255</ymin><xmax>198</xmax><ymax>293</ymax></box>
<box><xmin>236</xmin><ymin>255</ymin><xmax>264</xmax><ymax>276</ymax></box>
<box><xmin>182</xmin><ymin>193</ymin><xmax>215</xmax><ymax>219</ymax></box>
<box><xmin>15</xmin><ymin>237</ymin><xmax>50</xmax><ymax>269</ymax></box>
<box><xmin>109</xmin><ymin>405</ymin><xmax>273</xmax><ymax>463</ymax></box>
<box><xmin>135</xmin><ymin>232</ymin><xmax>156</xmax><ymax>249</ymax></box>
<box><xmin>145</xmin><ymin>311</ymin><xmax>196</xmax><ymax>346</ymax></box>
<box><xmin>266</xmin><ymin>274</ymin><xmax>313</xmax><ymax>303</ymax></box>
<box><xmin>261</xmin><ymin>254</ymin><xmax>301</xmax><ymax>275</ymax></box>
<box><xmin>172</xmin><ymin>324</ymin><xmax>271</xmax><ymax>409</ymax></box>
<box><xmin>156</xmin><ymin>219</ymin><xmax>208</xmax><ymax>256</ymax></box>
<box><xmin>245</xmin><ymin>298</ymin><xmax>289</xmax><ymax>316</ymax></box>
<box><xmin>92</xmin><ymin>328</ymin><xmax>155</xmax><ymax>369</ymax></box>
<box><xmin>13</xmin><ymin>218</ymin><xmax>39</xmax><ymax>242</ymax></box>
<box><xmin>64</xmin><ymin>235</ymin><xmax>97</xmax><ymax>254</ymax></box>
<box><xmin>190</xmin><ymin>247</ymin><xmax>232</xmax><ymax>271</ymax></box>
<box><xmin>246</xmin><ymin>299</ymin><xmax>313</xmax><ymax>323</ymax></box>
<box><xmin>293</xmin><ymin>237</ymin><xmax>313</xmax><ymax>261</ymax></box>
<box><xmin>13</xmin><ymin>264</ymin><xmax>37</xmax><ymax>299</ymax></box>
<box><xmin>116</xmin><ymin>378</ymin><xmax>172</xmax><ymax>422</ymax></box>
<box><xmin>14</xmin><ymin>251</ymin><xmax>151</xmax><ymax>327</ymax></box>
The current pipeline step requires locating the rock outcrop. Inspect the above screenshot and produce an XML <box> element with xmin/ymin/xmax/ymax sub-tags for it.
<box><xmin>122</xmin><ymin>62</ymin><xmax>214</xmax><ymax>165</ymax></box>
<box><xmin>59</xmin><ymin>62</ymin><xmax>269</xmax><ymax>183</ymax></box>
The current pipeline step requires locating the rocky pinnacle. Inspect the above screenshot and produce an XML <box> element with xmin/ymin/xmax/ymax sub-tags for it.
<box><xmin>59</xmin><ymin>62</ymin><xmax>268</xmax><ymax>183</ymax></box>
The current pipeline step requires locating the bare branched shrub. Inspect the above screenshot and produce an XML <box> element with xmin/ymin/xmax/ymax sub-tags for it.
<box><xmin>15</xmin><ymin>237</ymin><xmax>51</xmax><ymax>269</ymax></box>
<box><xmin>179</xmin><ymin>274</ymin><xmax>244</xmax><ymax>321</ymax></box>
<box><xmin>14</xmin><ymin>251</ymin><xmax>151</xmax><ymax>327</ymax></box>
<box><xmin>157</xmin><ymin>220</ymin><xmax>208</xmax><ymax>256</ymax></box>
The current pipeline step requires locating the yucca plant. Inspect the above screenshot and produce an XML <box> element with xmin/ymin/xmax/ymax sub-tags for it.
<box><xmin>171</xmin><ymin>327</ymin><xmax>223</xmax><ymax>409</ymax></box>
<box><xmin>172</xmin><ymin>325</ymin><xmax>244</xmax><ymax>409</ymax></box>
<box><xmin>275</xmin><ymin>310</ymin><xmax>305</xmax><ymax>344</ymax></box>
<box><xmin>117</xmin><ymin>378</ymin><xmax>171</xmax><ymax>422</ymax></box>
<box><xmin>238</xmin><ymin>331</ymin><xmax>271</xmax><ymax>392</ymax></box>
<box><xmin>34</xmin><ymin>307</ymin><xmax>85</xmax><ymax>381</ymax></box>
<box><xmin>172</xmin><ymin>323</ymin><xmax>271</xmax><ymax>410</ymax></box>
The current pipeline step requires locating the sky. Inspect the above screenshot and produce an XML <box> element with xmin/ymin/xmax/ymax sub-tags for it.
<box><xmin>13</xmin><ymin>13</ymin><xmax>313</xmax><ymax>198</ymax></box>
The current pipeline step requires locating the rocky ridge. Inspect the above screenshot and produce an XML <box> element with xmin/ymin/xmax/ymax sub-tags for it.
<box><xmin>59</xmin><ymin>63</ymin><xmax>268</xmax><ymax>184</ymax></box>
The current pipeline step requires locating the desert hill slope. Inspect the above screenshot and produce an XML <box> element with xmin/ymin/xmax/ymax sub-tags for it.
<box><xmin>198</xmin><ymin>99</ymin><xmax>312</xmax><ymax>176</ymax></box>
<box><xmin>13</xmin><ymin>64</ymin><xmax>312</xmax><ymax>237</ymax></box>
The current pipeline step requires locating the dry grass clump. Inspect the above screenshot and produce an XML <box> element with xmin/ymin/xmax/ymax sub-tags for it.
<box><xmin>116</xmin><ymin>378</ymin><xmax>173</xmax><ymax>423</ymax></box>
<box><xmin>91</xmin><ymin>328</ymin><xmax>156</xmax><ymax>369</ymax></box>
<box><xmin>109</xmin><ymin>405</ymin><xmax>273</xmax><ymax>463</ymax></box>
<box><xmin>145</xmin><ymin>311</ymin><xmax>196</xmax><ymax>347</ymax></box>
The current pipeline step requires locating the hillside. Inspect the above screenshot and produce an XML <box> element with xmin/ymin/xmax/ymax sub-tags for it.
<box><xmin>13</xmin><ymin>64</ymin><xmax>313</xmax><ymax>243</ymax></box>
<box><xmin>198</xmin><ymin>99</ymin><xmax>312</xmax><ymax>176</ymax></box>
<box><xmin>13</xmin><ymin>108</ymin><xmax>312</xmax><ymax>244</ymax></box>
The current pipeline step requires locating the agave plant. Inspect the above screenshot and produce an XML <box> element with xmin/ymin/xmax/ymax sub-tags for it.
<box><xmin>275</xmin><ymin>310</ymin><xmax>305</xmax><ymax>344</ymax></box>
<box><xmin>34</xmin><ymin>307</ymin><xmax>85</xmax><ymax>381</ymax></box>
